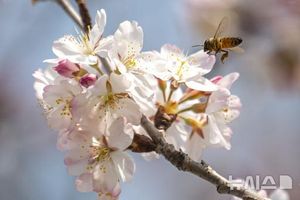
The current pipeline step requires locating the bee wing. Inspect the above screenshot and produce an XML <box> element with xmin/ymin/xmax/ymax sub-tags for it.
<box><xmin>213</xmin><ymin>17</ymin><xmax>229</xmax><ymax>39</ymax></box>
<box><xmin>228</xmin><ymin>46</ymin><xmax>244</xmax><ymax>53</ymax></box>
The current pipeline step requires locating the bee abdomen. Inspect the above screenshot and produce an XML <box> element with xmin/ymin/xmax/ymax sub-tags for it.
<box><xmin>220</xmin><ymin>37</ymin><xmax>242</xmax><ymax>48</ymax></box>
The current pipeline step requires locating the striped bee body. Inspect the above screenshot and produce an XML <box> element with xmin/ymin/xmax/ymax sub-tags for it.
<box><xmin>196</xmin><ymin>17</ymin><xmax>244</xmax><ymax>63</ymax></box>
<box><xmin>220</xmin><ymin>37</ymin><xmax>243</xmax><ymax>49</ymax></box>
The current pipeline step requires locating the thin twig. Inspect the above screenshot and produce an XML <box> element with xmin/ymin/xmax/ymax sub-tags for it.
<box><xmin>141</xmin><ymin>115</ymin><xmax>268</xmax><ymax>200</ymax></box>
<box><xmin>75</xmin><ymin>0</ymin><xmax>91</xmax><ymax>33</ymax></box>
<box><xmin>56</xmin><ymin>0</ymin><xmax>84</xmax><ymax>29</ymax></box>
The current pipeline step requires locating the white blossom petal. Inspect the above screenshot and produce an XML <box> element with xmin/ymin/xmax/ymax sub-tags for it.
<box><xmin>185</xmin><ymin>77</ymin><xmax>218</xmax><ymax>91</ymax></box>
<box><xmin>206</xmin><ymin>88</ymin><xmax>230</xmax><ymax>113</ymax></box>
<box><xmin>204</xmin><ymin>115</ymin><xmax>231</xmax><ymax>149</ymax></box>
<box><xmin>110</xmin><ymin>151</ymin><xmax>135</xmax><ymax>182</ymax></box>
<box><xmin>113</xmin><ymin>98</ymin><xmax>142</xmax><ymax>125</ymax></box>
<box><xmin>160</xmin><ymin>44</ymin><xmax>183</xmax><ymax>59</ymax></box>
<box><xmin>75</xmin><ymin>173</ymin><xmax>93</xmax><ymax>192</ymax></box>
<box><xmin>187</xmin><ymin>50</ymin><xmax>216</xmax><ymax>75</ymax></box>
<box><xmin>91</xmin><ymin>74</ymin><xmax>109</xmax><ymax>96</ymax></box>
<box><xmin>114</xmin><ymin>21</ymin><xmax>143</xmax><ymax>60</ymax></box>
<box><xmin>52</xmin><ymin>35</ymin><xmax>82</xmax><ymax>58</ymax></box>
<box><xmin>89</xmin><ymin>9</ymin><xmax>106</xmax><ymax>45</ymax></box>
<box><xmin>110</xmin><ymin>73</ymin><xmax>131</xmax><ymax>94</ymax></box>
<box><xmin>97</xmin><ymin>183</ymin><xmax>121</xmax><ymax>200</ymax></box>
<box><xmin>184</xmin><ymin>133</ymin><xmax>206</xmax><ymax>161</ymax></box>
<box><xmin>33</xmin><ymin>68</ymin><xmax>57</xmax><ymax>99</ymax></box>
<box><xmin>47</xmin><ymin>106</ymin><xmax>72</xmax><ymax>130</ymax></box>
<box><xmin>93</xmin><ymin>161</ymin><xmax>119</xmax><ymax>193</ymax></box>
<box><xmin>217</xmin><ymin>72</ymin><xmax>239</xmax><ymax>89</ymax></box>
<box><xmin>107</xmin><ymin>118</ymin><xmax>134</xmax><ymax>150</ymax></box>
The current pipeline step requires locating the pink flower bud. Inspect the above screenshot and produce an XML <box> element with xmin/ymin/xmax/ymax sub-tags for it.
<box><xmin>79</xmin><ymin>74</ymin><xmax>97</xmax><ymax>88</ymax></box>
<box><xmin>210</xmin><ymin>75</ymin><xmax>223</xmax><ymax>84</ymax></box>
<box><xmin>53</xmin><ymin>59</ymin><xmax>80</xmax><ymax>78</ymax></box>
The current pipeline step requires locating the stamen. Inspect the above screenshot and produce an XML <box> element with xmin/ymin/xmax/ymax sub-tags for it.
<box><xmin>86</xmin><ymin>137</ymin><xmax>111</xmax><ymax>173</ymax></box>
<box><xmin>175</xmin><ymin>59</ymin><xmax>186</xmax><ymax>79</ymax></box>
<box><xmin>56</xmin><ymin>98</ymin><xmax>72</xmax><ymax>117</ymax></box>
<box><xmin>123</xmin><ymin>55</ymin><xmax>137</xmax><ymax>69</ymax></box>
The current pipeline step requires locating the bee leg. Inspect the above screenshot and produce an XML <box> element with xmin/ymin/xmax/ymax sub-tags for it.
<box><xmin>221</xmin><ymin>50</ymin><xmax>229</xmax><ymax>63</ymax></box>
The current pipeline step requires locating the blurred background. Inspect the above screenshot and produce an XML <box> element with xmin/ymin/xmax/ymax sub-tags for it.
<box><xmin>0</xmin><ymin>0</ymin><xmax>299</xmax><ymax>199</ymax></box>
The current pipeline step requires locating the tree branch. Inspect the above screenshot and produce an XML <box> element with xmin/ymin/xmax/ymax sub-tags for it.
<box><xmin>141</xmin><ymin>115</ymin><xmax>268</xmax><ymax>200</ymax></box>
<box><xmin>75</xmin><ymin>0</ymin><xmax>91</xmax><ymax>33</ymax></box>
<box><xmin>57</xmin><ymin>0</ymin><xmax>84</xmax><ymax>29</ymax></box>
<box><xmin>128</xmin><ymin>133</ymin><xmax>156</xmax><ymax>153</ymax></box>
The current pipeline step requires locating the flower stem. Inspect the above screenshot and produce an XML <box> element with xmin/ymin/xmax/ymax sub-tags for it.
<box><xmin>177</xmin><ymin>106</ymin><xmax>193</xmax><ymax>114</ymax></box>
<box><xmin>167</xmin><ymin>89</ymin><xmax>174</xmax><ymax>102</ymax></box>
<box><xmin>91</xmin><ymin>63</ymin><xmax>104</xmax><ymax>75</ymax></box>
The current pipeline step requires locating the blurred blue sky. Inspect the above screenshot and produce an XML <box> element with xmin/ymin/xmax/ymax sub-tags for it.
<box><xmin>0</xmin><ymin>0</ymin><xmax>299</xmax><ymax>200</ymax></box>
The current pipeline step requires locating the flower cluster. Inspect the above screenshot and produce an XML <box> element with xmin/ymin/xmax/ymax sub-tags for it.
<box><xmin>33</xmin><ymin>9</ymin><xmax>241</xmax><ymax>200</ymax></box>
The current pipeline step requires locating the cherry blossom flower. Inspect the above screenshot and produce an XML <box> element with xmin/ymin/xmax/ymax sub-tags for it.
<box><xmin>158</xmin><ymin>44</ymin><xmax>218</xmax><ymax>91</ymax></box>
<box><xmin>183</xmin><ymin>73</ymin><xmax>241</xmax><ymax>161</ymax></box>
<box><xmin>71</xmin><ymin>72</ymin><xmax>142</xmax><ymax>132</ymax></box>
<box><xmin>202</xmin><ymin>73</ymin><xmax>241</xmax><ymax>147</ymax></box>
<box><xmin>111</xmin><ymin>21</ymin><xmax>169</xmax><ymax>76</ymax></box>
<box><xmin>42</xmin><ymin>79</ymin><xmax>83</xmax><ymax>130</ymax></box>
<box><xmin>110</xmin><ymin>21</ymin><xmax>143</xmax><ymax>73</ymax></box>
<box><xmin>52</xmin><ymin>9</ymin><xmax>112</xmax><ymax>65</ymax></box>
<box><xmin>108</xmin><ymin>21</ymin><xmax>167</xmax><ymax>115</ymax></box>
<box><xmin>62</xmin><ymin>117</ymin><xmax>134</xmax><ymax>198</ymax></box>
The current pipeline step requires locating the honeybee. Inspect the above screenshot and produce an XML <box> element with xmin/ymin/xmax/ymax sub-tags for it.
<box><xmin>194</xmin><ymin>17</ymin><xmax>243</xmax><ymax>63</ymax></box>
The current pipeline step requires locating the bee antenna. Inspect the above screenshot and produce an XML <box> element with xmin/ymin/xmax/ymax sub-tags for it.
<box><xmin>192</xmin><ymin>44</ymin><xmax>204</xmax><ymax>48</ymax></box>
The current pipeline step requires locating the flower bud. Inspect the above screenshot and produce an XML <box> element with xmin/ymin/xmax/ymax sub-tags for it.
<box><xmin>170</xmin><ymin>79</ymin><xmax>179</xmax><ymax>90</ymax></box>
<box><xmin>79</xmin><ymin>74</ymin><xmax>97</xmax><ymax>88</ymax></box>
<box><xmin>157</xmin><ymin>79</ymin><xmax>167</xmax><ymax>93</ymax></box>
<box><xmin>53</xmin><ymin>59</ymin><xmax>80</xmax><ymax>78</ymax></box>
